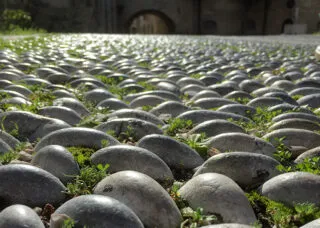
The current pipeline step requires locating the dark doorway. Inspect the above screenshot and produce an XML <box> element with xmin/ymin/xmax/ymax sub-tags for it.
<box><xmin>244</xmin><ymin>19</ymin><xmax>257</xmax><ymax>35</ymax></box>
<box><xmin>281</xmin><ymin>18</ymin><xmax>293</xmax><ymax>33</ymax></box>
<box><xmin>201</xmin><ymin>20</ymin><xmax>217</xmax><ymax>34</ymax></box>
<box><xmin>128</xmin><ymin>11</ymin><xmax>174</xmax><ymax>34</ymax></box>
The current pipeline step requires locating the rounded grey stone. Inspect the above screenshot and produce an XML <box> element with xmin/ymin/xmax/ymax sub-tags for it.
<box><xmin>52</xmin><ymin>89</ymin><xmax>76</xmax><ymax>99</ymax></box>
<box><xmin>137</xmin><ymin>134</ymin><xmax>204</xmax><ymax>170</ymax></box>
<box><xmin>270</xmin><ymin>80</ymin><xmax>296</xmax><ymax>91</ymax></box>
<box><xmin>156</xmin><ymin>81</ymin><xmax>180</xmax><ymax>95</ymax></box>
<box><xmin>97</xmin><ymin>98</ymin><xmax>130</xmax><ymax>111</ymax></box>
<box><xmin>300</xmin><ymin>218</ymin><xmax>320</xmax><ymax>228</ymax></box>
<box><xmin>177</xmin><ymin>110</ymin><xmax>250</xmax><ymax>125</ymax></box>
<box><xmin>224</xmin><ymin>91</ymin><xmax>253</xmax><ymax>100</ymax></box>
<box><xmin>150</xmin><ymin>100</ymin><xmax>190</xmax><ymax>118</ymax></box>
<box><xmin>53</xmin><ymin>97</ymin><xmax>90</xmax><ymax>117</ymax></box>
<box><xmin>0</xmin><ymin>71</ymin><xmax>21</xmax><ymax>81</ymax></box>
<box><xmin>247</xmin><ymin>97</ymin><xmax>284</xmax><ymax>108</ymax></box>
<box><xmin>192</xmin><ymin>97</ymin><xmax>238</xmax><ymax>109</ymax></box>
<box><xmin>296</xmin><ymin>79</ymin><xmax>320</xmax><ymax>88</ymax></box>
<box><xmin>263</xmin><ymin>92</ymin><xmax>298</xmax><ymax>106</ymax></box>
<box><xmin>239</xmin><ymin>79</ymin><xmax>264</xmax><ymax>93</ymax></box>
<box><xmin>189</xmin><ymin>90</ymin><xmax>221</xmax><ymax>102</ymax></box>
<box><xmin>35</xmin><ymin>127</ymin><xmax>120</xmax><ymax>152</ymax></box>
<box><xmin>297</xmin><ymin>94</ymin><xmax>320</xmax><ymax>109</ymax></box>
<box><xmin>0</xmin><ymin>204</ymin><xmax>45</xmax><ymax>228</ymax></box>
<box><xmin>289</xmin><ymin>87</ymin><xmax>320</xmax><ymax>96</ymax></box>
<box><xmin>261</xmin><ymin>172</ymin><xmax>320</xmax><ymax>207</ymax></box>
<box><xmin>0</xmin><ymin>111</ymin><xmax>70</xmax><ymax>142</ymax></box>
<box><xmin>52</xmin><ymin>195</ymin><xmax>144</xmax><ymax>228</ymax></box>
<box><xmin>294</xmin><ymin>146</ymin><xmax>320</xmax><ymax>163</ymax></box>
<box><xmin>0</xmin><ymin>130</ymin><xmax>20</xmax><ymax>149</ymax></box>
<box><xmin>47</xmin><ymin>72</ymin><xmax>70</xmax><ymax>84</ymax></box>
<box><xmin>94</xmin><ymin>171</ymin><xmax>182</xmax><ymax>228</ymax></box>
<box><xmin>217</xmin><ymin>104</ymin><xmax>256</xmax><ymax>117</ymax></box>
<box><xmin>0</xmin><ymin>138</ymin><xmax>13</xmax><ymax>155</ymax></box>
<box><xmin>263</xmin><ymin>128</ymin><xmax>320</xmax><ymax>150</ymax></box>
<box><xmin>272</xmin><ymin>112</ymin><xmax>320</xmax><ymax>124</ymax></box>
<box><xmin>269</xmin><ymin>118</ymin><xmax>320</xmax><ymax>132</ymax></box>
<box><xmin>178</xmin><ymin>173</ymin><xmax>256</xmax><ymax>224</ymax></box>
<box><xmin>194</xmin><ymin>152</ymin><xmax>281</xmax><ymax>189</ymax></box>
<box><xmin>189</xmin><ymin>119</ymin><xmax>245</xmax><ymax>137</ymax></box>
<box><xmin>0</xmin><ymin>89</ymin><xmax>26</xmax><ymax>99</ymax></box>
<box><xmin>0</xmin><ymin>80</ymin><xmax>13</xmax><ymax>89</ymax></box>
<box><xmin>177</xmin><ymin>77</ymin><xmax>205</xmax><ymax>87</ymax></box>
<box><xmin>251</xmin><ymin>87</ymin><xmax>285</xmax><ymax>97</ymax></box>
<box><xmin>31</xmin><ymin>145</ymin><xmax>80</xmax><ymax>184</ymax></box>
<box><xmin>38</xmin><ymin>106</ymin><xmax>82</xmax><ymax>126</ymax></box>
<box><xmin>206</xmin><ymin>132</ymin><xmax>276</xmax><ymax>157</ymax></box>
<box><xmin>181</xmin><ymin>84</ymin><xmax>206</xmax><ymax>96</ymax></box>
<box><xmin>4</xmin><ymin>84</ymin><xmax>33</xmax><ymax>97</ymax></box>
<box><xmin>124</xmin><ymin>90</ymin><xmax>180</xmax><ymax>103</ymax></box>
<box><xmin>107</xmin><ymin>109</ymin><xmax>164</xmax><ymax>126</ymax></box>
<box><xmin>1</xmin><ymin>96</ymin><xmax>31</xmax><ymax>106</ymax></box>
<box><xmin>91</xmin><ymin>145</ymin><xmax>173</xmax><ymax>183</ymax></box>
<box><xmin>129</xmin><ymin>95</ymin><xmax>166</xmax><ymax>108</ymax></box>
<box><xmin>0</xmin><ymin>164</ymin><xmax>66</xmax><ymax>209</ymax></box>
<box><xmin>267</xmin><ymin>104</ymin><xmax>313</xmax><ymax>114</ymax></box>
<box><xmin>209</xmin><ymin>84</ymin><xmax>238</xmax><ymax>96</ymax></box>
<box><xmin>84</xmin><ymin>88</ymin><xmax>115</xmax><ymax>105</ymax></box>
<box><xmin>95</xmin><ymin>118</ymin><xmax>163</xmax><ymax>141</ymax></box>
<box><xmin>200</xmin><ymin>75</ymin><xmax>222</xmax><ymax>86</ymax></box>
<box><xmin>69</xmin><ymin>77</ymin><xmax>105</xmax><ymax>88</ymax></box>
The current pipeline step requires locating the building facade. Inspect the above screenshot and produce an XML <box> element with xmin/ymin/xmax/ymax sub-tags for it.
<box><xmin>1</xmin><ymin>0</ymin><xmax>319</xmax><ymax>35</ymax></box>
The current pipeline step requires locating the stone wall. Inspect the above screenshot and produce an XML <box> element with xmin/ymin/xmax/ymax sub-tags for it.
<box><xmin>115</xmin><ymin>0</ymin><xmax>195</xmax><ymax>34</ymax></box>
<box><xmin>2</xmin><ymin>0</ymin><xmax>320</xmax><ymax>34</ymax></box>
<box><xmin>296</xmin><ymin>0</ymin><xmax>320</xmax><ymax>33</ymax></box>
<box><xmin>201</xmin><ymin>0</ymin><xmax>245</xmax><ymax>35</ymax></box>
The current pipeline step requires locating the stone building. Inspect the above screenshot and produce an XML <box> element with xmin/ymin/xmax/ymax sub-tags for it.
<box><xmin>1</xmin><ymin>0</ymin><xmax>319</xmax><ymax>35</ymax></box>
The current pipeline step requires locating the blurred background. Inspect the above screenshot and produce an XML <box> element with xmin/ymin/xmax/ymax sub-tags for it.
<box><xmin>1</xmin><ymin>0</ymin><xmax>320</xmax><ymax>35</ymax></box>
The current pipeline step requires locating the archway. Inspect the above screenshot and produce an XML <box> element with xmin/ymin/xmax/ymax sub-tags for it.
<box><xmin>281</xmin><ymin>18</ymin><xmax>293</xmax><ymax>33</ymax></box>
<box><xmin>128</xmin><ymin>10</ymin><xmax>174</xmax><ymax>34</ymax></box>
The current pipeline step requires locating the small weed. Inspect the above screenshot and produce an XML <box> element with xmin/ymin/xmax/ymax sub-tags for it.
<box><xmin>64</xmin><ymin>164</ymin><xmax>109</xmax><ymax>197</ymax></box>
<box><xmin>101</xmin><ymin>139</ymin><xmax>109</xmax><ymax>148</ymax></box>
<box><xmin>273</xmin><ymin>137</ymin><xmax>293</xmax><ymax>166</ymax></box>
<box><xmin>230</xmin><ymin>107</ymin><xmax>282</xmax><ymax>137</ymax></box>
<box><xmin>0</xmin><ymin>150</ymin><xmax>19</xmax><ymax>164</ymax></box>
<box><xmin>137</xmin><ymin>62</ymin><xmax>151</xmax><ymax>69</ymax></box>
<box><xmin>180</xmin><ymin>207</ymin><xmax>220</xmax><ymax>228</ymax></box>
<box><xmin>67</xmin><ymin>147</ymin><xmax>96</xmax><ymax>168</ymax></box>
<box><xmin>292</xmin><ymin>95</ymin><xmax>304</xmax><ymax>101</ymax></box>
<box><xmin>62</xmin><ymin>218</ymin><xmax>75</xmax><ymax>228</ymax></box>
<box><xmin>77</xmin><ymin>108</ymin><xmax>110</xmax><ymax>128</ymax></box>
<box><xmin>230</xmin><ymin>97</ymin><xmax>251</xmax><ymax>105</ymax></box>
<box><xmin>247</xmin><ymin>191</ymin><xmax>320</xmax><ymax>228</ymax></box>
<box><xmin>118</xmin><ymin>125</ymin><xmax>137</xmax><ymax>143</ymax></box>
<box><xmin>0</xmin><ymin>142</ymin><xmax>28</xmax><ymax>164</ymax></box>
<box><xmin>165</xmin><ymin>118</ymin><xmax>194</xmax><ymax>137</ymax></box>
<box><xmin>189</xmin><ymin>73</ymin><xmax>202</xmax><ymax>79</ymax></box>
<box><xmin>137</xmin><ymin>81</ymin><xmax>157</xmax><ymax>91</ymax></box>
<box><xmin>175</xmin><ymin>133</ymin><xmax>208</xmax><ymax>158</ymax></box>
<box><xmin>169</xmin><ymin>183</ymin><xmax>188</xmax><ymax>209</ymax></box>
<box><xmin>141</xmin><ymin>105</ymin><xmax>153</xmax><ymax>112</ymax></box>
<box><xmin>277</xmin><ymin>157</ymin><xmax>320</xmax><ymax>175</ymax></box>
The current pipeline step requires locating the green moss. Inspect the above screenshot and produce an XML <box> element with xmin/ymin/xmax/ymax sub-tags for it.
<box><xmin>67</xmin><ymin>146</ymin><xmax>96</xmax><ymax>168</ymax></box>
